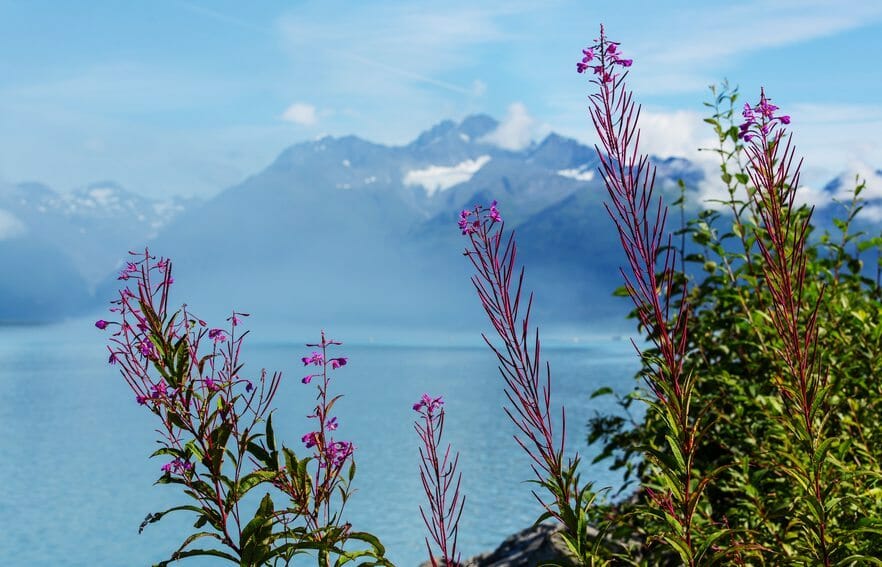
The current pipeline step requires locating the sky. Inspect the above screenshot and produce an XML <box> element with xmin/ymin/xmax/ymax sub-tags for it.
<box><xmin>2</xmin><ymin>0</ymin><xmax>881</xmax><ymax>200</ymax></box>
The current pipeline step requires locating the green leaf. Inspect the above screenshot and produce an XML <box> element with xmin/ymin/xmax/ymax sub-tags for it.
<box><xmin>590</xmin><ymin>386</ymin><xmax>614</xmax><ymax>399</ymax></box>
<box><xmin>153</xmin><ymin>546</ymin><xmax>238</xmax><ymax>566</ymax></box>
<box><xmin>184</xmin><ymin>439</ymin><xmax>204</xmax><ymax>462</ymax></box>
<box><xmin>138</xmin><ymin>505</ymin><xmax>204</xmax><ymax>534</ymax></box>
<box><xmin>266</xmin><ymin>412</ymin><xmax>276</xmax><ymax>453</ymax></box>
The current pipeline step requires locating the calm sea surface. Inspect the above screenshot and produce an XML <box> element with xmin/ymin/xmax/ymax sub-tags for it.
<box><xmin>0</xmin><ymin>319</ymin><xmax>640</xmax><ymax>566</ymax></box>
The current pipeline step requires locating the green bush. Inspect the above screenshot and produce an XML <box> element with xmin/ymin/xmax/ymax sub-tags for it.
<box><xmin>588</xmin><ymin>82</ymin><xmax>882</xmax><ymax>565</ymax></box>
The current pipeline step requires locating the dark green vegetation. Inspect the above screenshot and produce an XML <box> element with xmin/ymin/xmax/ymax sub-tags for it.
<box><xmin>587</xmin><ymin>84</ymin><xmax>882</xmax><ymax>565</ymax></box>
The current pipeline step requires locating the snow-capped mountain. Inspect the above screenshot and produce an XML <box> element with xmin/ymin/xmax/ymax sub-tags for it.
<box><xmin>0</xmin><ymin>181</ymin><xmax>194</xmax><ymax>321</ymax></box>
<box><xmin>140</xmin><ymin>115</ymin><xmax>703</xmax><ymax>337</ymax></box>
<box><xmin>4</xmin><ymin>113</ymin><xmax>873</xmax><ymax>332</ymax></box>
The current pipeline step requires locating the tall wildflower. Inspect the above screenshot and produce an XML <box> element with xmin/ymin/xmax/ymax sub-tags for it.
<box><xmin>100</xmin><ymin>249</ymin><xmax>284</xmax><ymax>564</ymax></box>
<box><xmin>740</xmin><ymin>89</ymin><xmax>834</xmax><ymax>565</ymax></box>
<box><xmin>295</xmin><ymin>332</ymin><xmax>355</xmax><ymax>532</ymax></box>
<box><xmin>579</xmin><ymin>25</ymin><xmax>727</xmax><ymax>565</ymax></box>
<box><xmin>461</xmin><ymin>203</ymin><xmax>608</xmax><ymax>563</ymax></box>
<box><xmin>101</xmin><ymin>252</ymin><xmax>390</xmax><ymax>566</ymax></box>
<box><xmin>414</xmin><ymin>394</ymin><xmax>464</xmax><ymax>567</ymax></box>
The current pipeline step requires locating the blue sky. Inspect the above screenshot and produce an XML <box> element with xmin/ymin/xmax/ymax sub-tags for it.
<box><xmin>2</xmin><ymin>0</ymin><xmax>881</xmax><ymax>199</ymax></box>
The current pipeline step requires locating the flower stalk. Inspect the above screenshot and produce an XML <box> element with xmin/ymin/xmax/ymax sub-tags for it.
<box><xmin>461</xmin><ymin>203</ymin><xmax>608</xmax><ymax>563</ymax></box>
<box><xmin>414</xmin><ymin>394</ymin><xmax>465</xmax><ymax>567</ymax></box>
<box><xmin>740</xmin><ymin>89</ymin><xmax>832</xmax><ymax>565</ymax></box>
<box><xmin>580</xmin><ymin>25</ymin><xmax>723</xmax><ymax>565</ymax></box>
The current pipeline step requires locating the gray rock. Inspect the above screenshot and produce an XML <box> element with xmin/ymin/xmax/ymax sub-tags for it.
<box><xmin>463</xmin><ymin>522</ymin><xmax>576</xmax><ymax>567</ymax></box>
<box><xmin>418</xmin><ymin>523</ymin><xmax>576</xmax><ymax>567</ymax></box>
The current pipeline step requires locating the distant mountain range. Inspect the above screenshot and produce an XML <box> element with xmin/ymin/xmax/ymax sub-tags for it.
<box><xmin>0</xmin><ymin>181</ymin><xmax>194</xmax><ymax>322</ymax></box>
<box><xmin>1</xmin><ymin>115</ymin><xmax>878</xmax><ymax>337</ymax></box>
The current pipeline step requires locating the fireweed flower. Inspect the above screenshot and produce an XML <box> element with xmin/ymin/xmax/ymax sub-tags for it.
<box><xmin>456</xmin><ymin>202</ymin><xmax>502</xmax><ymax>237</ymax></box>
<box><xmin>102</xmin><ymin>249</ymin><xmax>288</xmax><ymax>563</ymax></box>
<box><xmin>325</xmin><ymin>441</ymin><xmax>354</xmax><ymax>468</ymax></box>
<box><xmin>302</xmin><ymin>431</ymin><xmax>320</xmax><ymax>449</ymax></box>
<box><xmin>208</xmin><ymin>328</ymin><xmax>227</xmax><ymax>343</ymax></box>
<box><xmin>227</xmin><ymin>311</ymin><xmax>247</xmax><ymax>327</ymax></box>
<box><xmin>579</xmin><ymin>24</ymin><xmax>716</xmax><ymax>564</ymax></box>
<box><xmin>489</xmin><ymin>200</ymin><xmax>502</xmax><ymax>223</ymax></box>
<box><xmin>458</xmin><ymin>209</ymin><xmax>479</xmax><ymax>235</ymax></box>
<box><xmin>413</xmin><ymin>393</ymin><xmax>444</xmax><ymax>413</ymax></box>
<box><xmin>139</xmin><ymin>340</ymin><xmax>157</xmax><ymax>359</ymax></box>
<box><xmin>161</xmin><ymin>458</ymin><xmax>193</xmax><ymax>475</ymax></box>
<box><xmin>299</xmin><ymin>333</ymin><xmax>355</xmax><ymax>468</ymax></box>
<box><xmin>738</xmin><ymin>89</ymin><xmax>791</xmax><ymax>143</ymax></box>
<box><xmin>273</xmin><ymin>332</ymin><xmax>360</xmax><ymax>537</ymax></box>
<box><xmin>741</xmin><ymin>89</ymin><xmax>835</xmax><ymax>565</ymax></box>
<box><xmin>301</xmin><ymin>351</ymin><xmax>324</xmax><ymax>366</ymax></box>
<box><xmin>576</xmin><ymin>26</ymin><xmax>632</xmax><ymax>82</ymax></box>
<box><xmin>95</xmin><ymin>319</ymin><xmax>109</xmax><ymax>330</ymax></box>
<box><xmin>576</xmin><ymin>47</ymin><xmax>594</xmax><ymax>73</ymax></box>
<box><xmin>414</xmin><ymin>394</ymin><xmax>464</xmax><ymax>567</ymax></box>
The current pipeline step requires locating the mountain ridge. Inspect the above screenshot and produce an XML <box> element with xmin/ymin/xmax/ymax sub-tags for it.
<box><xmin>1</xmin><ymin>114</ymin><xmax>878</xmax><ymax>331</ymax></box>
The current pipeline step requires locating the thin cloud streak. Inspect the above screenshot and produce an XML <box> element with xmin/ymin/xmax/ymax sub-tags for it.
<box><xmin>331</xmin><ymin>50</ymin><xmax>477</xmax><ymax>96</ymax></box>
<box><xmin>175</xmin><ymin>1</ymin><xmax>489</xmax><ymax>97</ymax></box>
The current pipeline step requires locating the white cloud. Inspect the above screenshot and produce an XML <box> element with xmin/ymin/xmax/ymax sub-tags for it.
<box><xmin>0</xmin><ymin>209</ymin><xmax>26</xmax><ymax>240</ymax></box>
<box><xmin>403</xmin><ymin>155</ymin><xmax>491</xmax><ymax>196</ymax></box>
<box><xmin>480</xmin><ymin>102</ymin><xmax>547</xmax><ymax>151</ymax></box>
<box><xmin>281</xmin><ymin>102</ymin><xmax>318</xmax><ymax>126</ymax></box>
<box><xmin>859</xmin><ymin>204</ymin><xmax>882</xmax><ymax>222</ymax></box>
<box><xmin>787</xmin><ymin>103</ymin><xmax>882</xmax><ymax>182</ymax></box>
<box><xmin>635</xmin><ymin>109</ymin><xmax>716</xmax><ymax>162</ymax></box>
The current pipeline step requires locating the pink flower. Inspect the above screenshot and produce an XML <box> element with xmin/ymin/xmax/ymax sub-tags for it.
<box><xmin>302</xmin><ymin>374</ymin><xmax>314</xmax><ymax>384</ymax></box>
<box><xmin>325</xmin><ymin>440</ymin><xmax>353</xmax><ymax>468</ymax></box>
<box><xmin>139</xmin><ymin>340</ymin><xmax>157</xmax><ymax>359</ymax></box>
<box><xmin>738</xmin><ymin>89</ymin><xmax>791</xmax><ymax>142</ymax></box>
<box><xmin>329</xmin><ymin>357</ymin><xmax>348</xmax><ymax>369</ymax></box>
<box><xmin>161</xmin><ymin>458</ymin><xmax>194</xmax><ymax>475</ymax></box>
<box><xmin>489</xmin><ymin>200</ymin><xmax>502</xmax><ymax>223</ymax></box>
<box><xmin>458</xmin><ymin>209</ymin><xmax>477</xmax><ymax>235</ymax></box>
<box><xmin>301</xmin><ymin>351</ymin><xmax>324</xmax><ymax>366</ymax></box>
<box><xmin>208</xmin><ymin>328</ymin><xmax>227</xmax><ymax>343</ymax></box>
<box><xmin>95</xmin><ymin>320</ymin><xmax>108</xmax><ymax>330</ymax></box>
<box><xmin>413</xmin><ymin>393</ymin><xmax>444</xmax><ymax>414</ymax></box>
<box><xmin>302</xmin><ymin>431</ymin><xmax>320</xmax><ymax>449</ymax></box>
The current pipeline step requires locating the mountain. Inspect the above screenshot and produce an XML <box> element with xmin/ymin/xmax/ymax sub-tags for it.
<box><xmin>0</xmin><ymin>181</ymin><xmax>194</xmax><ymax>322</ymax></box>
<box><xmin>140</xmin><ymin>115</ymin><xmax>705</xmax><ymax>339</ymax></box>
<box><xmin>7</xmin><ymin>114</ymin><xmax>875</xmax><ymax>336</ymax></box>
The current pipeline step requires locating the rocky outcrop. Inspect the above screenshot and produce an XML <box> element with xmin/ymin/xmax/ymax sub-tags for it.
<box><xmin>419</xmin><ymin>518</ymin><xmax>645</xmax><ymax>567</ymax></box>
<box><xmin>462</xmin><ymin>522</ymin><xmax>576</xmax><ymax>566</ymax></box>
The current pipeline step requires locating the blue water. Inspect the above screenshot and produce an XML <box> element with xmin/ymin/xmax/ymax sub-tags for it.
<box><xmin>0</xmin><ymin>319</ymin><xmax>640</xmax><ymax>566</ymax></box>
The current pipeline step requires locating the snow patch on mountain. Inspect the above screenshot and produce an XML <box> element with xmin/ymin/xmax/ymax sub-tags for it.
<box><xmin>403</xmin><ymin>155</ymin><xmax>491</xmax><ymax>196</ymax></box>
<box><xmin>557</xmin><ymin>165</ymin><xmax>595</xmax><ymax>182</ymax></box>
